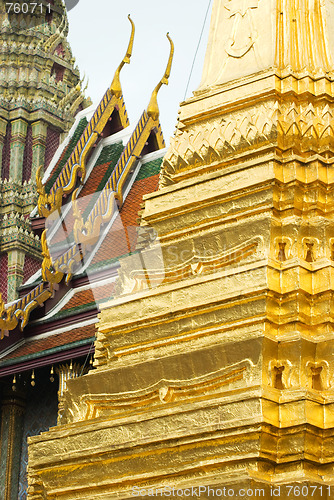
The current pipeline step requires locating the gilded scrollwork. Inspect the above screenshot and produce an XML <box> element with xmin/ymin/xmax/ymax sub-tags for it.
<box><xmin>224</xmin><ymin>0</ymin><xmax>260</xmax><ymax>59</ymax></box>
<box><xmin>0</xmin><ymin>281</ymin><xmax>53</xmax><ymax>338</ymax></box>
<box><xmin>77</xmin><ymin>359</ymin><xmax>254</xmax><ymax>422</ymax></box>
<box><xmin>116</xmin><ymin>235</ymin><xmax>263</xmax><ymax>296</ymax></box>
<box><xmin>41</xmin><ymin>230</ymin><xmax>64</xmax><ymax>291</ymax></box>
<box><xmin>0</xmin><ymin>294</ymin><xmax>20</xmax><ymax>338</ymax></box>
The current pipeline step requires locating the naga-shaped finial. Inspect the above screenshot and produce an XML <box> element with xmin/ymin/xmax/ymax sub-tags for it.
<box><xmin>110</xmin><ymin>15</ymin><xmax>135</xmax><ymax>98</ymax></box>
<box><xmin>41</xmin><ymin>230</ymin><xmax>63</xmax><ymax>291</ymax></box>
<box><xmin>36</xmin><ymin>165</ymin><xmax>48</xmax><ymax>216</ymax></box>
<box><xmin>147</xmin><ymin>33</ymin><xmax>174</xmax><ymax>121</ymax></box>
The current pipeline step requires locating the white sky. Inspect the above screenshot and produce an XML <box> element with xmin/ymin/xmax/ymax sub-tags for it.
<box><xmin>67</xmin><ymin>0</ymin><xmax>212</xmax><ymax>144</ymax></box>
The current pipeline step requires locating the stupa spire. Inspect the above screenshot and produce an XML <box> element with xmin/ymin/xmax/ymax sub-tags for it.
<box><xmin>199</xmin><ymin>0</ymin><xmax>334</xmax><ymax>91</ymax></box>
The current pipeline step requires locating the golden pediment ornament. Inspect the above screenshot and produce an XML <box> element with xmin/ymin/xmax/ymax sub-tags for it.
<box><xmin>224</xmin><ymin>0</ymin><xmax>259</xmax><ymax>58</ymax></box>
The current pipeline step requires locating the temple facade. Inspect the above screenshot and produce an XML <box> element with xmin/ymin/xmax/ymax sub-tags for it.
<box><xmin>0</xmin><ymin>2</ymin><xmax>91</xmax><ymax>498</ymax></box>
<box><xmin>2</xmin><ymin>0</ymin><xmax>334</xmax><ymax>498</ymax></box>
<box><xmin>0</xmin><ymin>4</ymin><xmax>171</xmax><ymax>500</ymax></box>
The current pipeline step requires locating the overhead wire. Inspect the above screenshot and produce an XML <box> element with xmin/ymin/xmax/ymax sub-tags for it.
<box><xmin>184</xmin><ymin>0</ymin><xmax>212</xmax><ymax>101</ymax></box>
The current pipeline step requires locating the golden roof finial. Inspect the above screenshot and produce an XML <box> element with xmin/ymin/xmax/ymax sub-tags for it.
<box><xmin>147</xmin><ymin>33</ymin><xmax>174</xmax><ymax>121</ymax></box>
<box><xmin>110</xmin><ymin>15</ymin><xmax>135</xmax><ymax>98</ymax></box>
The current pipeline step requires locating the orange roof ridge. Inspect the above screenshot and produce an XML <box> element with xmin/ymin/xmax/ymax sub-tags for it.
<box><xmin>36</xmin><ymin>16</ymin><xmax>136</xmax><ymax>219</ymax></box>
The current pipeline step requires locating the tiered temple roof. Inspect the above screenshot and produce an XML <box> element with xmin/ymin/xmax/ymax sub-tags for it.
<box><xmin>0</xmin><ymin>10</ymin><xmax>175</xmax><ymax>498</ymax></box>
<box><xmin>0</xmin><ymin>17</ymin><xmax>173</xmax><ymax>380</ymax></box>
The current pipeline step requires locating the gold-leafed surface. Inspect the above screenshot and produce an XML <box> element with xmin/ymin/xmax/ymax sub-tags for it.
<box><xmin>27</xmin><ymin>1</ymin><xmax>334</xmax><ymax>498</ymax></box>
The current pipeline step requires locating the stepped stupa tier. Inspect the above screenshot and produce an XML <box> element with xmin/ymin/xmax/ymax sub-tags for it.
<box><xmin>0</xmin><ymin>0</ymin><xmax>90</xmax><ymax>303</ymax></box>
<box><xmin>161</xmin><ymin>0</ymin><xmax>334</xmax><ymax>188</ymax></box>
<box><xmin>27</xmin><ymin>1</ymin><xmax>334</xmax><ymax>498</ymax></box>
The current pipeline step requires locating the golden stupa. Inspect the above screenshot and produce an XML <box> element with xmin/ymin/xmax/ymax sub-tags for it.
<box><xmin>28</xmin><ymin>0</ymin><xmax>334</xmax><ymax>498</ymax></box>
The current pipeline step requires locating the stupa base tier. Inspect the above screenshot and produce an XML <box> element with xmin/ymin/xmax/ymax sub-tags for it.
<box><xmin>28</xmin><ymin>417</ymin><xmax>334</xmax><ymax>499</ymax></box>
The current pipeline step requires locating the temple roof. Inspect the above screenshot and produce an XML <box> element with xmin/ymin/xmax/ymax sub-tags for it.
<box><xmin>0</xmin><ymin>20</ymin><xmax>174</xmax><ymax>374</ymax></box>
<box><xmin>0</xmin><ymin>109</ymin><xmax>165</xmax><ymax>374</ymax></box>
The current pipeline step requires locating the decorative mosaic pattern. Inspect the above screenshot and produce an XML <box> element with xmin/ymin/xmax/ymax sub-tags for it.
<box><xmin>44</xmin><ymin>127</ymin><xmax>60</xmax><ymax>170</ymax></box>
<box><xmin>18</xmin><ymin>368</ymin><xmax>58</xmax><ymax>500</ymax></box>
<box><xmin>55</xmin><ymin>43</ymin><xmax>65</xmax><ymax>58</ymax></box>
<box><xmin>1</xmin><ymin>122</ymin><xmax>11</xmax><ymax>180</ymax></box>
<box><xmin>0</xmin><ymin>253</ymin><xmax>8</xmax><ymax>301</ymax></box>
<box><xmin>23</xmin><ymin>255</ymin><xmax>41</xmax><ymax>282</ymax></box>
<box><xmin>22</xmin><ymin>126</ymin><xmax>33</xmax><ymax>182</ymax></box>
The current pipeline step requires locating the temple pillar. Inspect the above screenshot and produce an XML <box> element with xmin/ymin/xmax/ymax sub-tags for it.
<box><xmin>0</xmin><ymin>385</ymin><xmax>25</xmax><ymax>500</ymax></box>
<box><xmin>31</xmin><ymin>121</ymin><xmax>47</xmax><ymax>181</ymax></box>
<box><xmin>0</xmin><ymin>118</ymin><xmax>7</xmax><ymax>171</ymax></box>
<box><xmin>9</xmin><ymin>119</ymin><xmax>27</xmax><ymax>183</ymax></box>
<box><xmin>7</xmin><ymin>249</ymin><xmax>25</xmax><ymax>303</ymax></box>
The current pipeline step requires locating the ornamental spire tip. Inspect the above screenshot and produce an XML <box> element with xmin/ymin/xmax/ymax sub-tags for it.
<box><xmin>110</xmin><ymin>15</ymin><xmax>135</xmax><ymax>97</ymax></box>
<box><xmin>147</xmin><ymin>32</ymin><xmax>174</xmax><ymax>121</ymax></box>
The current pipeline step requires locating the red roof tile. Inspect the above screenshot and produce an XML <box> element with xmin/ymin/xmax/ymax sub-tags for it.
<box><xmin>90</xmin><ymin>174</ymin><xmax>159</xmax><ymax>265</ymax></box>
<box><xmin>1</xmin><ymin>323</ymin><xmax>96</xmax><ymax>362</ymax></box>
<box><xmin>62</xmin><ymin>282</ymin><xmax>116</xmax><ymax>311</ymax></box>
<box><xmin>79</xmin><ymin>161</ymin><xmax>112</xmax><ymax>200</ymax></box>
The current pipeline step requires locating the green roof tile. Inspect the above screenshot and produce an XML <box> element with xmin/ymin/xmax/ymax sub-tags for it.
<box><xmin>95</xmin><ymin>142</ymin><xmax>124</xmax><ymax>168</ymax></box>
<box><xmin>135</xmin><ymin>157</ymin><xmax>163</xmax><ymax>181</ymax></box>
<box><xmin>46</xmin><ymin>118</ymin><xmax>88</xmax><ymax>192</ymax></box>
<box><xmin>82</xmin><ymin>142</ymin><xmax>124</xmax><ymax>219</ymax></box>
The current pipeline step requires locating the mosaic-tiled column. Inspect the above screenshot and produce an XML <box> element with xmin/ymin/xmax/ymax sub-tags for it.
<box><xmin>0</xmin><ymin>387</ymin><xmax>25</xmax><ymax>500</ymax></box>
<box><xmin>0</xmin><ymin>118</ymin><xmax>7</xmax><ymax>170</ymax></box>
<box><xmin>9</xmin><ymin>119</ymin><xmax>28</xmax><ymax>183</ymax></box>
<box><xmin>31</xmin><ymin>121</ymin><xmax>47</xmax><ymax>181</ymax></box>
<box><xmin>7</xmin><ymin>249</ymin><xmax>25</xmax><ymax>303</ymax></box>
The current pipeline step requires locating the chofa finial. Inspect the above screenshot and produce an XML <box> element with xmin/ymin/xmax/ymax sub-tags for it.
<box><xmin>147</xmin><ymin>33</ymin><xmax>174</xmax><ymax>121</ymax></box>
<box><xmin>110</xmin><ymin>15</ymin><xmax>135</xmax><ymax>97</ymax></box>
